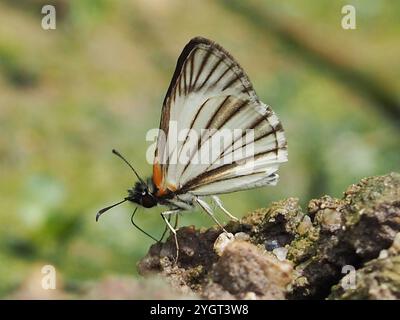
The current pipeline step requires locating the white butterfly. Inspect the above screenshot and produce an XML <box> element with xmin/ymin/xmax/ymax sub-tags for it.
<box><xmin>97</xmin><ymin>37</ymin><xmax>288</xmax><ymax>259</ymax></box>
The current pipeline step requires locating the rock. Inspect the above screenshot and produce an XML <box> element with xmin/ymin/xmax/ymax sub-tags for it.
<box><xmin>138</xmin><ymin>225</ymin><xmax>221</xmax><ymax>295</ymax></box>
<box><xmin>289</xmin><ymin>172</ymin><xmax>400</xmax><ymax>299</ymax></box>
<box><xmin>328</xmin><ymin>233</ymin><xmax>400</xmax><ymax>300</ymax></box>
<box><xmin>273</xmin><ymin>247</ymin><xmax>289</xmax><ymax>261</ymax></box>
<box><xmin>213</xmin><ymin>232</ymin><xmax>235</xmax><ymax>256</ymax></box>
<box><xmin>138</xmin><ymin>172</ymin><xmax>400</xmax><ymax>300</ymax></box>
<box><xmin>138</xmin><ymin>229</ymin><xmax>292</xmax><ymax>299</ymax></box>
<box><xmin>256</xmin><ymin>198</ymin><xmax>306</xmax><ymax>250</ymax></box>
<box><xmin>297</xmin><ymin>215</ymin><xmax>313</xmax><ymax>236</ymax></box>
<box><xmin>203</xmin><ymin>241</ymin><xmax>292</xmax><ymax>300</ymax></box>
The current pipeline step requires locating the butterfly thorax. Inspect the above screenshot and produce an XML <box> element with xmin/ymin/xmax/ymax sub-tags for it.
<box><xmin>127</xmin><ymin>177</ymin><xmax>197</xmax><ymax>211</ymax></box>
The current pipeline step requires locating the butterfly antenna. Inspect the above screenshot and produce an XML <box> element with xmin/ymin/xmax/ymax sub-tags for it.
<box><xmin>112</xmin><ymin>149</ymin><xmax>147</xmax><ymax>186</ymax></box>
<box><xmin>96</xmin><ymin>198</ymin><xmax>128</xmax><ymax>221</ymax></box>
<box><xmin>130</xmin><ymin>207</ymin><xmax>158</xmax><ymax>242</ymax></box>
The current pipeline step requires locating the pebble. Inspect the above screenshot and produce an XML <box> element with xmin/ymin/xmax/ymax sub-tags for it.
<box><xmin>297</xmin><ymin>215</ymin><xmax>312</xmax><ymax>235</ymax></box>
<box><xmin>273</xmin><ymin>247</ymin><xmax>288</xmax><ymax>261</ymax></box>
<box><xmin>243</xmin><ymin>292</ymin><xmax>257</xmax><ymax>300</ymax></box>
<box><xmin>213</xmin><ymin>232</ymin><xmax>234</xmax><ymax>256</ymax></box>
<box><xmin>378</xmin><ymin>249</ymin><xmax>389</xmax><ymax>259</ymax></box>
<box><xmin>265</xmin><ymin>239</ymin><xmax>279</xmax><ymax>251</ymax></box>
<box><xmin>235</xmin><ymin>232</ymin><xmax>250</xmax><ymax>241</ymax></box>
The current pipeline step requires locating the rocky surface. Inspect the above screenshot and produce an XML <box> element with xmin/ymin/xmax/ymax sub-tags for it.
<box><xmin>138</xmin><ymin>172</ymin><xmax>400</xmax><ymax>300</ymax></box>
<box><xmin>328</xmin><ymin>232</ymin><xmax>400</xmax><ymax>300</ymax></box>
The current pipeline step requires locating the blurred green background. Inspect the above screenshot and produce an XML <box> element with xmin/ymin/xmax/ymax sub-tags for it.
<box><xmin>0</xmin><ymin>0</ymin><xmax>399</xmax><ymax>298</ymax></box>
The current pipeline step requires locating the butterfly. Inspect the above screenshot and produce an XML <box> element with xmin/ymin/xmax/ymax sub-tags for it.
<box><xmin>96</xmin><ymin>37</ymin><xmax>288</xmax><ymax>259</ymax></box>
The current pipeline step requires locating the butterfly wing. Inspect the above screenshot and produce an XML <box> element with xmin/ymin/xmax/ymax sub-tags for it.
<box><xmin>153</xmin><ymin>37</ymin><xmax>287</xmax><ymax>196</ymax></box>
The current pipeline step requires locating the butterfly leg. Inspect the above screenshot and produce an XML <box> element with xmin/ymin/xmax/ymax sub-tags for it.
<box><xmin>160</xmin><ymin>210</ymin><xmax>180</xmax><ymax>263</ymax></box>
<box><xmin>159</xmin><ymin>213</ymin><xmax>180</xmax><ymax>242</ymax></box>
<box><xmin>158</xmin><ymin>214</ymin><xmax>171</xmax><ymax>243</ymax></box>
<box><xmin>173</xmin><ymin>213</ymin><xmax>179</xmax><ymax>229</ymax></box>
<box><xmin>196</xmin><ymin>198</ymin><xmax>228</xmax><ymax>233</ymax></box>
<box><xmin>211</xmin><ymin>196</ymin><xmax>239</xmax><ymax>222</ymax></box>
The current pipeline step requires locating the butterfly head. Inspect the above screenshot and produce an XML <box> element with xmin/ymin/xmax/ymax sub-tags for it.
<box><xmin>128</xmin><ymin>180</ymin><xmax>157</xmax><ymax>209</ymax></box>
<box><xmin>96</xmin><ymin>149</ymin><xmax>158</xmax><ymax>222</ymax></box>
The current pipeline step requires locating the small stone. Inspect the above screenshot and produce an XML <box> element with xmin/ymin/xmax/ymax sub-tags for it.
<box><xmin>378</xmin><ymin>250</ymin><xmax>388</xmax><ymax>259</ymax></box>
<box><xmin>320</xmin><ymin>208</ymin><xmax>342</xmax><ymax>232</ymax></box>
<box><xmin>235</xmin><ymin>232</ymin><xmax>250</xmax><ymax>241</ymax></box>
<box><xmin>273</xmin><ymin>247</ymin><xmax>288</xmax><ymax>261</ymax></box>
<box><xmin>265</xmin><ymin>239</ymin><xmax>279</xmax><ymax>251</ymax></box>
<box><xmin>243</xmin><ymin>291</ymin><xmax>257</xmax><ymax>300</ymax></box>
<box><xmin>210</xmin><ymin>241</ymin><xmax>293</xmax><ymax>299</ymax></box>
<box><xmin>214</xmin><ymin>232</ymin><xmax>235</xmax><ymax>256</ymax></box>
<box><xmin>297</xmin><ymin>215</ymin><xmax>312</xmax><ymax>235</ymax></box>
